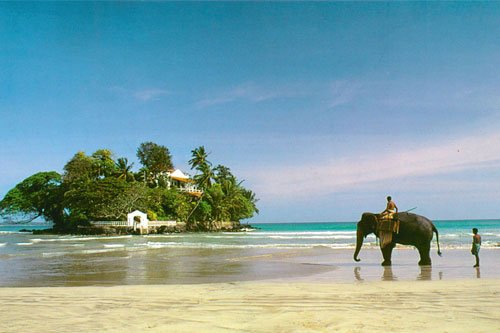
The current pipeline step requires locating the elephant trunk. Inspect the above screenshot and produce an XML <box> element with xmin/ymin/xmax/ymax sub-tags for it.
<box><xmin>353</xmin><ymin>227</ymin><xmax>363</xmax><ymax>262</ymax></box>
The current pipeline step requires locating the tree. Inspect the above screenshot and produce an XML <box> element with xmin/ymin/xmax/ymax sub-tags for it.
<box><xmin>231</xmin><ymin>186</ymin><xmax>259</xmax><ymax>221</ymax></box>
<box><xmin>196</xmin><ymin>177</ymin><xmax>259</xmax><ymax>225</ymax></box>
<box><xmin>63</xmin><ymin>150</ymin><xmax>117</xmax><ymax>183</ymax></box>
<box><xmin>97</xmin><ymin>181</ymin><xmax>150</xmax><ymax>220</ymax></box>
<box><xmin>115</xmin><ymin>157</ymin><xmax>134</xmax><ymax>181</ymax></box>
<box><xmin>0</xmin><ymin>145</ymin><xmax>259</xmax><ymax>233</ymax></box>
<box><xmin>64</xmin><ymin>178</ymin><xmax>149</xmax><ymax>222</ymax></box>
<box><xmin>137</xmin><ymin>142</ymin><xmax>173</xmax><ymax>175</ymax></box>
<box><xmin>160</xmin><ymin>188</ymin><xmax>194</xmax><ymax>222</ymax></box>
<box><xmin>201</xmin><ymin>183</ymin><xmax>227</xmax><ymax>224</ymax></box>
<box><xmin>63</xmin><ymin>152</ymin><xmax>95</xmax><ymax>183</ymax></box>
<box><xmin>189</xmin><ymin>146</ymin><xmax>211</xmax><ymax>171</ymax></box>
<box><xmin>213</xmin><ymin>165</ymin><xmax>235</xmax><ymax>184</ymax></box>
<box><xmin>193</xmin><ymin>164</ymin><xmax>215</xmax><ymax>190</ymax></box>
<box><xmin>0</xmin><ymin>172</ymin><xmax>64</xmax><ymax>226</ymax></box>
<box><xmin>189</xmin><ymin>146</ymin><xmax>215</xmax><ymax>190</ymax></box>
<box><xmin>92</xmin><ymin>149</ymin><xmax>117</xmax><ymax>178</ymax></box>
<box><xmin>187</xmin><ymin>150</ymin><xmax>259</xmax><ymax>226</ymax></box>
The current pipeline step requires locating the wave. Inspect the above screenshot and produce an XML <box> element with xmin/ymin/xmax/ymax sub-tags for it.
<box><xmin>33</xmin><ymin>235</ymin><xmax>134</xmax><ymax>243</ymax></box>
<box><xmin>26</xmin><ymin>241</ymin><xmax>500</xmax><ymax>257</ymax></box>
<box><xmin>81</xmin><ymin>248</ymin><xmax>125</xmax><ymax>254</ymax></box>
<box><xmin>245</xmin><ymin>231</ymin><xmax>357</xmax><ymax>236</ymax></box>
<box><xmin>104</xmin><ymin>244</ymin><xmax>126</xmax><ymax>248</ymax></box>
<box><xmin>481</xmin><ymin>232</ymin><xmax>500</xmax><ymax>237</ymax></box>
<box><xmin>42</xmin><ymin>251</ymin><xmax>69</xmax><ymax>257</ymax></box>
<box><xmin>440</xmin><ymin>234</ymin><xmax>461</xmax><ymax>238</ymax></box>
<box><xmin>144</xmin><ymin>234</ymin><xmax>183</xmax><ymax>239</ymax></box>
<box><xmin>268</xmin><ymin>235</ymin><xmax>355</xmax><ymax>240</ymax></box>
<box><xmin>16</xmin><ymin>242</ymin><xmax>33</xmax><ymax>246</ymax></box>
<box><xmin>145</xmin><ymin>241</ymin><xmax>358</xmax><ymax>250</ymax></box>
<box><xmin>144</xmin><ymin>234</ymin><xmax>357</xmax><ymax>240</ymax></box>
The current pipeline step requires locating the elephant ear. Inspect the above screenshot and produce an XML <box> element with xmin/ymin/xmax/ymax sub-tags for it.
<box><xmin>366</xmin><ymin>214</ymin><xmax>378</xmax><ymax>234</ymax></box>
<box><xmin>360</xmin><ymin>213</ymin><xmax>378</xmax><ymax>236</ymax></box>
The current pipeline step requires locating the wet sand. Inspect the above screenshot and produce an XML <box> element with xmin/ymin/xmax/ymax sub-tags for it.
<box><xmin>1</xmin><ymin>247</ymin><xmax>498</xmax><ymax>286</ymax></box>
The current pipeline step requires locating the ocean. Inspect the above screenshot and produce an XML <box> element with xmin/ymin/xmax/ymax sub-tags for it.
<box><xmin>0</xmin><ymin>219</ymin><xmax>498</xmax><ymax>286</ymax></box>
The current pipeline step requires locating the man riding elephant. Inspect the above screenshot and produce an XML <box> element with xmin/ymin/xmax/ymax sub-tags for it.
<box><xmin>353</xmin><ymin>211</ymin><xmax>442</xmax><ymax>266</ymax></box>
<box><xmin>381</xmin><ymin>196</ymin><xmax>398</xmax><ymax>219</ymax></box>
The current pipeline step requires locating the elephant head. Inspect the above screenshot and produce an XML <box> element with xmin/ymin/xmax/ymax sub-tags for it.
<box><xmin>353</xmin><ymin>212</ymin><xmax>378</xmax><ymax>262</ymax></box>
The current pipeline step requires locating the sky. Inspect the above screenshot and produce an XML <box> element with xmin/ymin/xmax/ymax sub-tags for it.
<box><xmin>1</xmin><ymin>2</ymin><xmax>500</xmax><ymax>222</ymax></box>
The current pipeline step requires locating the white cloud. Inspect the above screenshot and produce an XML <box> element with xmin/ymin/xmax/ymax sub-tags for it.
<box><xmin>133</xmin><ymin>88</ymin><xmax>170</xmax><ymax>101</ymax></box>
<box><xmin>327</xmin><ymin>80</ymin><xmax>361</xmax><ymax>109</ymax></box>
<box><xmin>196</xmin><ymin>80</ymin><xmax>363</xmax><ymax>110</ymax></box>
<box><xmin>249</xmin><ymin>131</ymin><xmax>500</xmax><ymax>200</ymax></box>
<box><xmin>196</xmin><ymin>82</ymin><xmax>298</xmax><ymax>108</ymax></box>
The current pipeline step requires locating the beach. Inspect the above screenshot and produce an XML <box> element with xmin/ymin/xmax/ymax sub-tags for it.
<box><xmin>1</xmin><ymin>248</ymin><xmax>499</xmax><ymax>333</ymax></box>
<box><xmin>1</xmin><ymin>279</ymin><xmax>499</xmax><ymax>333</ymax></box>
<box><xmin>1</xmin><ymin>222</ymin><xmax>499</xmax><ymax>331</ymax></box>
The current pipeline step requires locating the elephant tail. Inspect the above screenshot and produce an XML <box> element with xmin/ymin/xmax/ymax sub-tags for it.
<box><xmin>433</xmin><ymin>225</ymin><xmax>442</xmax><ymax>257</ymax></box>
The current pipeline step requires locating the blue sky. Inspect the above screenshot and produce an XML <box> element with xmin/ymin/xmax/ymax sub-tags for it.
<box><xmin>2</xmin><ymin>2</ymin><xmax>500</xmax><ymax>222</ymax></box>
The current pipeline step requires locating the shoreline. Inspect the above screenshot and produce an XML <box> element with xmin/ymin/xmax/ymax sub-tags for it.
<box><xmin>1</xmin><ymin>279</ymin><xmax>499</xmax><ymax>332</ymax></box>
<box><xmin>1</xmin><ymin>247</ymin><xmax>498</xmax><ymax>287</ymax></box>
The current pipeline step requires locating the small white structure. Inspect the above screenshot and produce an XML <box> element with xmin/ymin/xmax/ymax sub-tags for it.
<box><xmin>169</xmin><ymin>169</ymin><xmax>190</xmax><ymax>182</ymax></box>
<box><xmin>168</xmin><ymin>169</ymin><xmax>203</xmax><ymax>197</ymax></box>
<box><xmin>127</xmin><ymin>210</ymin><xmax>149</xmax><ymax>233</ymax></box>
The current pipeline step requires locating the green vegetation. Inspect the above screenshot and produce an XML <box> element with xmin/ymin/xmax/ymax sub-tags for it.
<box><xmin>0</xmin><ymin>142</ymin><xmax>258</xmax><ymax>232</ymax></box>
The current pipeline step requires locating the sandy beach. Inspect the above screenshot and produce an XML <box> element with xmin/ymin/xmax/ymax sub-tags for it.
<box><xmin>0</xmin><ymin>279</ymin><xmax>499</xmax><ymax>333</ymax></box>
<box><xmin>1</xmin><ymin>232</ymin><xmax>498</xmax><ymax>332</ymax></box>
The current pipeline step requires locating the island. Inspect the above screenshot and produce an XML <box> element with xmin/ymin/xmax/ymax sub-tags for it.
<box><xmin>0</xmin><ymin>142</ymin><xmax>258</xmax><ymax>234</ymax></box>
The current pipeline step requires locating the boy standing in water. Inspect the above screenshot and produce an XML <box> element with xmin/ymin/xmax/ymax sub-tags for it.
<box><xmin>471</xmin><ymin>228</ymin><xmax>481</xmax><ymax>267</ymax></box>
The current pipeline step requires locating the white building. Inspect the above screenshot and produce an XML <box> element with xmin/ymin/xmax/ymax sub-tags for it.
<box><xmin>127</xmin><ymin>210</ymin><xmax>148</xmax><ymax>232</ymax></box>
<box><xmin>167</xmin><ymin>169</ymin><xmax>203</xmax><ymax>197</ymax></box>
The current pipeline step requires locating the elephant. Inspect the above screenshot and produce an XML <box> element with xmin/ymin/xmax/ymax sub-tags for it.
<box><xmin>353</xmin><ymin>212</ymin><xmax>442</xmax><ymax>266</ymax></box>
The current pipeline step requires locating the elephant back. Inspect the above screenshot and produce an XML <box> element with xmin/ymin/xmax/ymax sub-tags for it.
<box><xmin>395</xmin><ymin>212</ymin><xmax>434</xmax><ymax>240</ymax></box>
<box><xmin>397</xmin><ymin>212</ymin><xmax>433</xmax><ymax>223</ymax></box>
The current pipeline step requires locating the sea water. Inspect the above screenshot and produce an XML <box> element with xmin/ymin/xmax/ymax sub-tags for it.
<box><xmin>0</xmin><ymin>219</ymin><xmax>499</xmax><ymax>255</ymax></box>
<box><xmin>0</xmin><ymin>220</ymin><xmax>498</xmax><ymax>286</ymax></box>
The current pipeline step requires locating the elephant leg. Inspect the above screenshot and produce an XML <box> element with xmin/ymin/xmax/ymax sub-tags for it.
<box><xmin>417</xmin><ymin>243</ymin><xmax>432</xmax><ymax>266</ymax></box>
<box><xmin>381</xmin><ymin>243</ymin><xmax>395</xmax><ymax>266</ymax></box>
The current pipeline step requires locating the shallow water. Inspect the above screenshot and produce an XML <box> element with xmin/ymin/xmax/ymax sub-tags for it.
<box><xmin>0</xmin><ymin>220</ymin><xmax>498</xmax><ymax>286</ymax></box>
<box><xmin>0</xmin><ymin>243</ymin><xmax>497</xmax><ymax>286</ymax></box>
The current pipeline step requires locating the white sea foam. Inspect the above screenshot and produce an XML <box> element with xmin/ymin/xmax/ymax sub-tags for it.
<box><xmin>16</xmin><ymin>242</ymin><xmax>33</xmax><ymax>246</ymax></box>
<box><xmin>145</xmin><ymin>241</ymin><xmax>358</xmax><ymax>250</ymax></box>
<box><xmin>145</xmin><ymin>234</ymin><xmax>182</xmax><ymax>239</ymax></box>
<box><xmin>35</xmin><ymin>235</ymin><xmax>133</xmax><ymax>242</ymax></box>
<box><xmin>241</xmin><ymin>231</ymin><xmax>357</xmax><ymax>236</ymax></box>
<box><xmin>42</xmin><ymin>252</ymin><xmax>68</xmax><ymax>257</ymax></box>
<box><xmin>268</xmin><ymin>235</ymin><xmax>354</xmax><ymax>240</ymax></box>
<box><xmin>0</xmin><ymin>243</ymin><xmax>6</xmax><ymax>247</ymax></box>
<box><xmin>188</xmin><ymin>233</ymin><xmax>358</xmax><ymax>241</ymax></box>
<box><xmin>81</xmin><ymin>248</ymin><xmax>123</xmax><ymax>254</ymax></box>
<box><xmin>104</xmin><ymin>244</ymin><xmax>126</xmax><ymax>248</ymax></box>
<box><xmin>441</xmin><ymin>233</ymin><xmax>460</xmax><ymax>238</ymax></box>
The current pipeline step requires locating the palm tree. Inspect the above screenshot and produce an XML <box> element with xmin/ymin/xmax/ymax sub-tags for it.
<box><xmin>193</xmin><ymin>163</ymin><xmax>215</xmax><ymax>190</ymax></box>
<box><xmin>189</xmin><ymin>146</ymin><xmax>211</xmax><ymax>171</ymax></box>
<box><xmin>189</xmin><ymin>146</ymin><xmax>214</xmax><ymax>190</ymax></box>
<box><xmin>115</xmin><ymin>157</ymin><xmax>134</xmax><ymax>181</ymax></box>
<box><xmin>213</xmin><ymin>165</ymin><xmax>235</xmax><ymax>184</ymax></box>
